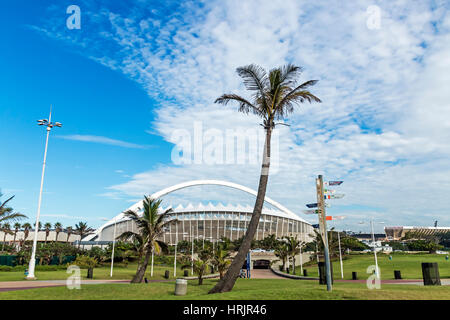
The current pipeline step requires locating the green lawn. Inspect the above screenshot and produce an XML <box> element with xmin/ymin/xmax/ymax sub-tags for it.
<box><xmin>0</xmin><ymin>279</ymin><xmax>449</xmax><ymax>300</ymax></box>
<box><xmin>0</xmin><ymin>264</ymin><xmax>187</xmax><ymax>282</ymax></box>
<box><xmin>291</xmin><ymin>253</ymin><xmax>450</xmax><ymax>280</ymax></box>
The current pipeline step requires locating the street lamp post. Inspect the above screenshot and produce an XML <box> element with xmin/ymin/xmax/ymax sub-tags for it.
<box><xmin>27</xmin><ymin>107</ymin><xmax>62</xmax><ymax>280</ymax></box>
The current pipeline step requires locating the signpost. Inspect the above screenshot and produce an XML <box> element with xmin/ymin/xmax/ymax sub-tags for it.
<box><xmin>316</xmin><ymin>175</ymin><xmax>332</xmax><ymax>292</ymax></box>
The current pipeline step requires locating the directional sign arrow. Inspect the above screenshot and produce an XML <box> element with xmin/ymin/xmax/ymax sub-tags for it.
<box><xmin>324</xmin><ymin>181</ymin><xmax>343</xmax><ymax>186</ymax></box>
<box><xmin>324</xmin><ymin>189</ymin><xmax>335</xmax><ymax>194</ymax></box>
<box><xmin>306</xmin><ymin>203</ymin><xmax>318</xmax><ymax>208</ymax></box>
<box><xmin>326</xmin><ymin>215</ymin><xmax>346</xmax><ymax>221</ymax></box>
<box><xmin>324</xmin><ymin>194</ymin><xmax>345</xmax><ymax>200</ymax></box>
<box><xmin>302</xmin><ymin>209</ymin><xmax>320</xmax><ymax>214</ymax></box>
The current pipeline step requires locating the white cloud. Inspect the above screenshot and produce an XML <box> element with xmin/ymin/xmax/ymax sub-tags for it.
<box><xmin>56</xmin><ymin>134</ymin><xmax>149</xmax><ymax>149</ymax></box>
<box><xmin>36</xmin><ymin>0</ymin><xmax>450</xmax><ymax>230</ymax></box>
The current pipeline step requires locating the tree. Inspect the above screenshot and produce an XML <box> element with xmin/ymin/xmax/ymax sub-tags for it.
<box><xmin>1</xmin><ymin>223</ymin><xmax>11</xmax><ymax>252</ymax></box>
<box><xmin>13</xmin><ymin>222</ymin><xmax>21</xmax><ymax>249</ymax></box>
<box><xmin>258</xmin><ymin>234</ymin><xmax>278</xmax><ymax>250</ymax></box>
<box><xmin>44</xmin><ymin>222</ymin><xmax>52</xmax><ymax>244</ymax></box>
<box><xmin>22</xmin><ymin>223</ymin><xmax>32</xmax><ymax>242</ymax></box>
<box><xmin>66</xmin><ymin>226</ymin><xmax>73</xmax><ymax>243</ymax></box>
<box><xmin>212</xmin><ymin>245</ymin><xmax>231</xmax><ymax>279</ymax></box>
<box><xmin>182</xmin><ymin>249</ymin><xmax>212</xmax><ymax>285</ymax></box>
<box><xmin>117</xmin><ymin>196</ymin><xmax>172</xmax><ymax>283</ymax></box>
<box><xmin>75</xmin><ymin>222</ymin><xmax>94</xmax><ymax>249</ymax></box>
<box><xmin>284</xmin><ymin>236</ymin><xmax>302</xmax><ymax>274</ymax></box>
<box><xmin>210</xmin><ymin>64</ymin><xmax>321</xmax><ymax>293</ymax></box>
<box><xmin>274</xmin><ymin>241</ymin><xmax>289</xmax><ymax>271</ymax></box>
<box><xmin>54</xmin><ymin>222</ymin><xmax>62</xmax><ymax>242</ymax></box>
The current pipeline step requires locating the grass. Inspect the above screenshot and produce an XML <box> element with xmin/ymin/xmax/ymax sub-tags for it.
<box><xmin>289</xmin><ymin>253</ymin><xmax>450</xmax><ymax>280</ymax></box>
<box><xmin>0</xmin><ymin>278</ymin><xmax>449</xmax><ymax>300</ymax></box>
<box><xmin>0</xmin><ymin>263</ymin><xmax>188</xmax><ymax>282</ymax></box>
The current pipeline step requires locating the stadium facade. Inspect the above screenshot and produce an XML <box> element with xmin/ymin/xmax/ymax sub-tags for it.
<box><xmin>86</xmin><ymin>180</ymin><xmax>313</xmax><ymax>244</ymax></box>
<box><xmin>384</xmin><ymin>226</ymin><xmax>450</xmax><ymax>241</ymax></box>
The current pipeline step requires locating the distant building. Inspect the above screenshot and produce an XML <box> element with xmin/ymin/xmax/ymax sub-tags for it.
<box><xmin>384</xmin><ymin>226</ymin><xmax>450</xmax><ymax>241</ymax></box>
<box><xmin>0</xmin><ymin>230</ymin><xmax>80</xmax><ymax>245</ymax></box>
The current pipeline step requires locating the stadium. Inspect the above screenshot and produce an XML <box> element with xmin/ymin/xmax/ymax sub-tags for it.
<box><xmin>85</xmin><ymin>180</ymin><xmax>314</xmax><ymax>245</ymax></box>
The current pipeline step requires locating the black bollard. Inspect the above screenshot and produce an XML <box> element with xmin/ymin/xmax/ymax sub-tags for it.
<box><xmin>352</xmin><ymin>271</ymin><xmax>358</xmax><ymax>280</ymax></box>
<box><xmin>318</xmin><ymin>262</ymin><xmax>334</xmax><ymax>285</ymax></box>
<box><xmin>164</xmin><ymin>270</ymin><xmax>170</xmax><ymax>279</ymax></box>
<box><xmin>183</xmin><ymin>270</ymin><xmax>189</xmax><ymax>277</ymax></box>
<box><xmin>286</xmin><ymin>267</ymin><xmax>290</xmax><ymax>274</ymax></box>
<box><xmin>422</xmin><ymin>263</ymin><xmax>441</xmax><ymax>286</ymax></box>
<box><xmin>144</xmin><ymin>277</ymin><xmax>148</xmax><ymax>283</ymax></box>
<box><xmin>87</xmin><ymin>268</ymin><xmax>93</xmax><ymax>279</ymax></box>
<box><xmin>303</xmin><ymin>269</ymin><xmax>308</xmax><ymax>277</ymax></box>
<box><xmin>394</xmin><ymin>270</ymin><xmax>402</xmax><ymax>280</ymax></box>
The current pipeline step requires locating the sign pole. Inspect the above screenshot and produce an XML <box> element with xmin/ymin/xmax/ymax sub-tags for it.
<box><xmin>316</xmin><ymin>175</ymin><xmax>332</xmax><ymax>292</ymax></box>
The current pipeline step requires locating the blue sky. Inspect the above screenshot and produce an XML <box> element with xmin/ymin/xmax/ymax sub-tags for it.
<box><xmin>1</xmin><ymin>0</ymin><xmax>449</xmax><ymax>232</ymax></box>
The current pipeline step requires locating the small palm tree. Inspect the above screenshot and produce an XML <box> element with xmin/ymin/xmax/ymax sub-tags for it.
<box><xmin>117</xmin><ymin>195</ymin><xmax>173</xmax><ymax>283</ymax></box>
<box><xmin>212</xmin><ymin>245</ymin><xmax>231</xmax><ymax>279</ymax></box>
<box><xmin>54</xmin><ymin>222</ymin><xmax>62</xmax><ymax>242</ymax></box>
<box><xmin>284</xmin><ymin>236</ymin><xmax>302</xmax><ymax>274</ymax></box>
<box><xmin>182</xmin><ymin>257</ymin><xmax>209</xmax><ymax>285</ymax></box>
<box><xmin>210</xmin><ymin>64</ymin><xmax>321</xmax><ymax>294</ymax></box>
<box><xmin>75</xmin><ymin>222</ymin><xmax>94</xmax><ymax>249</ymax></box>
<box><xmin>274</xmin><ymin>242</ymin><xmax>289</xmax><ymax>271</ymax></box>
<box><xmin>1</xmin><ymin>223</ymin><xmax>11</xmax><ymax>252</ymax></box>
<box><xmin>44</xmin><ymin>222</ymin><xmax>52</xmax><ymax>244</ymax></box>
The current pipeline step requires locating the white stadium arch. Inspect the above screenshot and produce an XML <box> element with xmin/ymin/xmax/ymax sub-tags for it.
<box><xmin>85</xmin><ymin>180</ymin><xmax>310</xmax><ymax>241</ymax></box>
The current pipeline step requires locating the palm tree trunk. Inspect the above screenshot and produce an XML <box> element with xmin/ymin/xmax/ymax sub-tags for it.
<box><xmin>131</xmin><ymin>246</ymin><xmax>152</xmax><ymax>283</ymax></box>
<box><xmin>292</xmin><ymin>255</ymin><xmax>296</xmax><ymax>274</ymax></box>
<box><xmin>209</xmin><ymin>127</ymin><xmax>272</xmax><ymax>294</ymax></box>
<box><xmin>2</xmin><ymin>234</ymin><xmax>6</xmax><ymax>252</ymax></box>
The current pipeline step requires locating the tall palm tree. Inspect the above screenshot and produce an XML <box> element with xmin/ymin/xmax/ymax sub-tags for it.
<box><xmin>74</xmin><ymin>222</ymin><xmax>94</xmax><ymax>249</ymax></box>
<box><xmin>54</xmin><ymin>222</ymin><xmax>62</xmax><ymax>242</ymax></box>
<box><xmin>117</xmin><ymin>195</ymin><xmax>173</xmax><ymax>283</ymax></box>
<box><xmin>21</xmin><ymin>223</ymin><xmax>32</xmax><ymax>249</ymax></box>
<box><xmin>13</xmin><ymin>222</ymin><xmax>21</xmax><ymax>247</ymax></box>
<box><xmin>66</xmin><ymin>226</ymin><xmax>73</xmax><ymax>243</ymax></box>
<box><xmin>209</xmin><ymin>64</ymin><xmax>321</xmax><ymax>293</ymax></box>
<box><xmin>44</xmin><ymin>222</ymin><xmax>52</xmax><ymax>244</ymax></box>
<box><xmin>1</xmin><ymin>223</ymin><xmax>11</xmax><ymax>252</ymax></box>
<box><xmin>0</xmin><ymin>194</ymin><xmax>27</xmax><ymax>226</ymax></box>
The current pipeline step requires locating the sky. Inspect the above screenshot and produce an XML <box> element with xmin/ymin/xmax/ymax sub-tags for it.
<box><xmin>0</xmin><ymin>0</ymin><xmax>449</xmax><ymax>233</ymax></box>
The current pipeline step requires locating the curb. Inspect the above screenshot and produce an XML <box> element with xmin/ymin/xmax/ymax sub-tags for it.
<box><xmin>270</xmin><ymin>267</ymin><xmax>319</xmax><ymax>280</ymax></box>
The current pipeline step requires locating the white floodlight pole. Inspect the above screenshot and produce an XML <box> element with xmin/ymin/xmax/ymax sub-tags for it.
<box><xmin>338</xmin><ymin>231</ymin><xmax>344</xmax><ymax>279</ymax></box>
<box><xmin>27</xmin><ymin>107</ymin><xmax>60</xmax><ymax>280</ymax></box>
<box><xmin>174</xmin><ymin>220</ymin><xmax>178</xmax><ymax>277</ymax></box>
<box><xmin>110</xmin><ymin>217</ymin><xmax>117</xmax><ymax>277</ymax></box>
<box><xmin>191</xmin><ymin>226</ymin><xmax>194</xmax><ymax>275</ymax></box>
